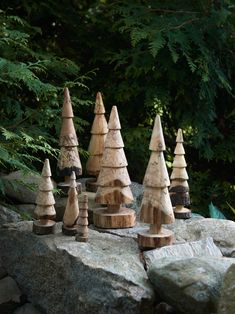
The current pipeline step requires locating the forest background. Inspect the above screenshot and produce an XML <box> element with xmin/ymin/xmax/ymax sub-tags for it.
<box><xmin>0</xmin><ymin>0</ymin><xmax>234</xmax><ymax>218</ymax></box>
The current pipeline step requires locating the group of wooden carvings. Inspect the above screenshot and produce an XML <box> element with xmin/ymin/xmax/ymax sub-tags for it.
<box><xmin>32</xmin><ymin>88</ymin><xmax>191</xmax><ymax>250</ymax></box>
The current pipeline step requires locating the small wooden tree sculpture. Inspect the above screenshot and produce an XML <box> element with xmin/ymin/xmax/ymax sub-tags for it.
<box><xmin>138</xmin><ymin>115</ymin><xmax>175</xmax><ymax>250</ymax></box>
<box><xmin>57</xmin><ymin>87</ymin><xmax>82</xmax><ymax>193</ymax></box>
<box><xmin>93</xmin><ymin>106</ymin><xmax>136</xmax><ymax>229</ymax></box>
<box><xmin>76</xmin><ymin>193</ymin><xmax>89</xmax><ymax>242</ymax></box>
<box><xmin>33</xmin><ymin>159</ymin><xmax>56</xmax><ymax>235</ymax></box>
<box><xmin>62</xmin><ymin>171</ymin><xmax>79</xmax><ymax>235</ymax></box>
<box><xmin>169</xmin><ymin>128</ymin><xmax>191</xmax><ymax>219</ymax></box>
<box><xmin>85</xmin><ymin>92</ymin><xmax>108</xmax><ymax>192</ymax></box>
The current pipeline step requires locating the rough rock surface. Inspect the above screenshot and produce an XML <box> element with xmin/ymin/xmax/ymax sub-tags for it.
<box><xmin>143</xmin><ymin>237</ymin><xmax>222</xmax><ymax>269</ymax></box>
<box><xmin>217</xmin><ymin>263</ymin><xmax>235</xmax><ymax>314</ymax></box>
<box><xmin>0</xmin><ymin>221</ymin><xmax>155</xmax><ymax>314</ymax></box>
<box><xmin>0</xmin><ymin>276</ymin><xmax>22</xmax><ymax>304</ymax></box>
<box><xmin>148</xmin><ymin>256</ymin><xmax>235</xmax><ymax>314</ymax></box>
<box><xmin>13</xmin><ymin>303</ymin><xmax>43</xmax><ymax>314</ymax></box>
<box><xmin>0</xmin><ymin>205</ymin><xmax>21</xmax><ymax>225</ymax></box>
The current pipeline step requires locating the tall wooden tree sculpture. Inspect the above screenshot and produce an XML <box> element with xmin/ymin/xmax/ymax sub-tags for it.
<box><xmin>169</xmin><ymin>129</ymin><xmax>191</xmax><ymax>219</ymax></box>
<box><xmin>85</xmin><ymin>92</ymin><xmax>108</xmax><ymax>192</ymax></box>
<box><xmin>57</xmin><ymin>87</ymin><xmax>82</xmax><ymax>193</ymax></box>
<box><xmin>93</xmin><ymin>106</ymin><xmax>136</xmax><ymax>229</ymax></box>
<box><xmin>62</xmin><ymin>171</ymin><xmax>79</xmax><ymax>235</ymax></box>
<box><xmin>33</xmin><ymin>159</ymin><xmax>56</xmax><ymax>235</ymax></box>
<box><xmin>138</xmin><ymin>115</ymin><xmax>175</xmax><ymax>250</ymax></box>
<box><xmin>76</xmin><ymin>193</ymin><xmax>89</xmax><ymax>242</ymax></box>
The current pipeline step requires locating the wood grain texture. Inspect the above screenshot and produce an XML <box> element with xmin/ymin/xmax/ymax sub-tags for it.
<box><xmin>138</xmin><ymin>228</ymin><xmax>174</xmax><ymax>250</ymax></box>
<box><xmin>63</xmin><ymin>172</ymin><xmax>79</xmax><ymax>227</ymax></box>
<box><xmin>93</xmin><ymin>207</ymin><xmax>136</xmax><ymax>228</ymax></box>
<box><xmin>32</xmin><ymin>219</ymin><xmax>56</xmax><ymax>235</ymax></box>
<box><xmin>76</xmin><ymin>193</ymin><xmax>89</xmax><ymax>242</ymax></box>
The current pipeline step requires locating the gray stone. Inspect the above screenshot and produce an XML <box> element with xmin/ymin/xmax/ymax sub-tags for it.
<box><xmin>144</xmin><ymin>237</ymin><xmax>222</xmax><ymax>269</ymax></box>
<box><xmin>0</xmin><ymin>205</ymin><xmax>21</xmax><ymax>225</ymax></box>
<box><xmin>217</xmin><ymin>263</ymin><xmax>235</xmax><ymax>314</ymax></box>
<box><xmin>147</xmin><ymin>256</ymin><xmax>235</xmax><ymax>314</ymax></box>
<box><xmin>15</xmin><ymin>204</ymin><xmax>36</xmax><ymax>218</ymax></box>
<box><xmin>13</xmin><ymin>303</ymin><xmax>43</xmax><ymax>314</ymax></box>
<box><xmin>0</xmin><ymin>221</ymin><xmax>155</xmax><ymax>314</ymax></box>
<box><xmin>0</xmin><ymin>261</ymin><xmax>7</xmax><ymax>280</ymax></box>
<box><xmin>127</xmin><ymin>182</ymin><xmax>144</xmax><ymax>216</ymax></box>
<box><xmin>0</xmin><ymin>276</ymin><xmax>22</xmax><ymax>304</ymax></box>
<box><xmin>165</xmin><ymin>218</ymin><xmax>235</xmax><ymax>256</ymax></box>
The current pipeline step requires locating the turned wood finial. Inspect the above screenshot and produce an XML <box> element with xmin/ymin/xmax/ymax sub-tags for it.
<box><xmin>149</xmin><ymin>115</ymin><xmax>166</xmax><ymax>151</ymax></box>
<box><xmin>76</xmin><ymin>193</ymin><xmax>89</xmax><ymax>242</ymax></box>
<box><xmin>62</xmin><ymin>87</ymin><xmax>74</xmax><ymax>118</ymax></box>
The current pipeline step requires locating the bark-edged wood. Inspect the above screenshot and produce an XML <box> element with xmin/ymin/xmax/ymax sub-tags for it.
<box><xmin>33</xmin><ymin>219</ymin><xmax>56</xmax><ymax>235</ymax></box>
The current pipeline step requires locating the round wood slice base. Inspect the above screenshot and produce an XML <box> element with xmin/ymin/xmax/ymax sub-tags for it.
<box><xmin>33</xmin><ymin>219</ymin><xmax>56</xmax><ymax>235</ymax></box>
<box><xmin>138</xmin><ymin>228</ymin><xmax>174</xmax><ymax>250</ymax></box>
<box><xmin>174</xmin><ymin>207</ymin><xmax>192</xmax><ymax>219</ymax></box>
<box><xmin>57</xmin><ymin>181</ymin><xmax>82</xmax><ymax>195</ymax></box>
<box><xmin>85</xmin><ymin>178</ymin><xmax>98</xmax><ymax>193</ymax></box>
<box><xmin>93</xmin><ymin>207</ymin><xmax>136</xmax><ymax>229</ymax></box>
<box><xmin>75</xmin><ymin>234</ymin><xmax>88</xmax><ymax>242</ymax></box>
<box><xmin>62</xmin><ymin>224</ymin><xmax>78</xmax><ymax>236</ymax></box>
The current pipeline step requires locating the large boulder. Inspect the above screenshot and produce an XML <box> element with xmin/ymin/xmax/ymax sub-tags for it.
<box><xmin>0</xmin><ymin>205</ymin><xmax>21</xmax><ymax>225</ymax></box>
<box><xmin>147</xmin><ymin>256</ymin><xmax>235</xmax><ymax>314</ymax></box>
<box><xmin>0</xmin><ymin>221</ymin><xmax>155</xmax><ymax>314</ymax></box>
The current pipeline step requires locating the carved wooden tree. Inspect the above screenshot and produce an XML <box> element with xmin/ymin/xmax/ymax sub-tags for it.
<box><xmin>76</xmin><ymin>193</ymin><xmax>89</xmax><ymax>242</ymax></box>
<box><xmin>93</xmin><ymin>106</ymin><xmax>136</xmax><ymax>229</ymax></box>
<box><xmin>169</xmin><ymin>128</ymin><xmax>191</xmax><ymax>219</ymax></box>
<box><xmin>138</xmin><ymin>115</ymin><xmax>175</xmax><ymax>249</ymax></box>
<box><xmin>33</xmin><ymin>159</ymin><xmax>56</xmax><ymax>235</ymax></box>
<box><xmin>62</xmin><ymin>171</ymin><xmax>79</xmax><ymax>235</ymax></box>
<box><xmin>85</xmin><ymin>92</ymin><xmax>108</xmax><ymax>192</ymax></box>
<box><xmin>57</xmin><ymin>87</ymin><xmax>82</xmax><ymax>193</ymax></box>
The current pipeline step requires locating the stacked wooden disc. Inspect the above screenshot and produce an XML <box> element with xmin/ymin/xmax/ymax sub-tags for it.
<box><xmin>57</xmin><ymin>87</ymin><xmax>82</xmax><ymax>194</ymax></box>
<box><xmin>138</xmin><ymin>115</ymin><xmax>175</xmax><ymax>250</ymax></box>
<box><xmin>62</xmin><ymin>171</ymin><xmax>80</xmax><ymax>236</ymax></box>
<box><xmin>85</xmin><ymin>92</ymin><xmax>108</xmax><ymax>192</ymax></box>
<box><xmin>76</xmin><ymin>193</ymin><xmax>89</xmax><ymax>242</ymax></box>
<box><xmin>33</xmin><ymin>159</ymin><xmax>56</xmax><ymax>235</ymax></box>
<box><xmin>93</xmin><ymin>106</ymin><xmax>136</xmax><ymax>229</ymax></box>
<box><xmin>169</xmin><ymin>128</ymin><xmax>191</xmax><ymax>219</ymax></box>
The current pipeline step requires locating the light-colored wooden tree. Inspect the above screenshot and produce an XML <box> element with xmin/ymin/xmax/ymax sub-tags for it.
<box><xmin>33</xmin><ymin>159</ymin><xmax>56</xmax><ymax>235</ymax></box>
<box><xmin>93</xmin><ymin>106</ymin><xmax>136</xmax><ymax>229</ymax></box>
<box><xmin>85</xmin><ymin>92</ymin><xmax>108</xmax><ymax>192</ymax></box>
<box><xmin>57</xmin><ymin>87</ymin><xmax>82</xmax><ymax>193</ymax></box>
<box><xmin>169</xmin><ymin>128</ymin><xmax>191</xmax><ymax>219</ymax></box>
<box><xmin>62</xmin><ymin>171</ymin><xmax>80</xmax><ymax>235</ymax></box>
<box><xmin>76</xmin><ymin>193</ymin><xmax>89</xmax><ymax>242</ymax></box>
<box><xmin>138</xmin><ymin>115</ymin><xmax>175</xmax><ymax>249</ymax></box>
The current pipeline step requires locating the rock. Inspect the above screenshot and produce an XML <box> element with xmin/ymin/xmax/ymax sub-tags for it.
<box><xmin>147</xmin><ymin>256</ymin><xmax>235</xmax><ymax>314</ymax></box>
<box><xmin>144</xmin><ymin>237</ymin><xmax>222</xmax><ymax>269</ymax></box>
<box><xmin>0</xmin><ymin>261</ymin><xmax>8</xmax><ymax>280</ymax></box>
<box><xmin>13</xmin><ymin>303</ymin><xmax>43</xmax><ymax>314</ymax></box>
<box><xmin>0</xmin><ymin>221</ymin><xmax>155</xmax><ymax>314</ymax></box>
<box><xmin>165</xmin><ymin>218</ymin><xmax>235</xmax><ymax>256</ymax></box>
<box><xmin>155</xmin><ymin>302</ymin><xmax>178</xmax><ymax>314</ymax></box>
<box><xmin>0</xmin><ymin>276</ymin><xmax>22</xmax><ymax>304</ymax></box>
<box><xmin>217</xmin><ymin>263</ymin><xmax>235</xmax><ymax>314</ymax></box>
<box><xmin>0</xmin><ymin>205</ymin><xmax>21</xmax><ymax>225</ymax></box>
<box><xmin>126</xmin><ymin>182</ymin><xmax>144</xmax><ymax>217</ymax></box>
<box><xmin>14</xmin><ymin>204</ymin><xmax>36</xmax><ymax>219</ymax></box>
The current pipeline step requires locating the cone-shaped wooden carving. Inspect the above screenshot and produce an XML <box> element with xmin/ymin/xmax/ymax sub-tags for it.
<box><xmin>93</xmin><ymin>106</ymin><xmax>136</xmax><ymax>229</ymax></box>
<box><xmin>138</xmin><ymin>115</ymin><xmax>175</xmax><ymax>250</ymax></box>
<box><xmin>33</xmin><ymin>159</ymin><xmax>56</xmax><ymax>235</ymax></box>
<box><xmin>57</xmin><ymin>87</ymin><xmax>82</xmax><ymax>193</ymax></box>
<box><xmin>62</xmin><ymin>172</ymin><xmax>79</xmax><ymax>235</ymax></box>
<box><xmin>76</xmin><ymin>193</ymin><xmax>89</xmax><ymax>242</ymax></box>
<box><xmin>169</xmin><ymin>129</ymin><xmax>191</xmax><ymax>219</ymax></box>
<box><xmin>85</xmin><ymin>92</ymin><xmax>108</xmax><ymax>192</ymax></box>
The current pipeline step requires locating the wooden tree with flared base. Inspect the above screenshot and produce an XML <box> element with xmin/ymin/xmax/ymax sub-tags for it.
<box><xmin>169</xmin><ymin>129</ymin><xmax>191</xmax><ymax>219</ymax></box>
<box><xmin>62</xmin><ymin>171</ymin><xmax>79</xmax><ymax>236</ymax></box>
<box><xmin>85</xmin><ymin>92</ymin><xmax>108</xmax><ymax>192</ymax></box>
<box><xmin>76</xmin><ymin>193</ymin><xmax>89</xmax><ymax>242</ymax></box>
<box><xmin>33</xmin><ymin>159</ymin><xmax>56</xmax><ymax>235</ymax></box>
<box><xmin>57</xmin><ymin>87</ymin><xmax>82</xmax><ymax>194</ymax></box>
<box><xmin>138</xmin><ymin>115</ymin><xmax>175</xmax><ymax>250</ymax></box>
<box><xmin>93</xmin><ymin>106</ymin><xmax>136</xmax><ymax>229</ymax></box>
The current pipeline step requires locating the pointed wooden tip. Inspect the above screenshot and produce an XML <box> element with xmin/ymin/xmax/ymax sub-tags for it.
<box><xmin>149</xmin><ymin>115</ymin><xmax>166</xmax><ymax>151</ymax></box>
<box><xmin>176</xmin><ymin>129</ymin><xmax>184</xmax><ymax>143</ymax></box>
<box><xmin>94</xmin><ymin>92</ymin><xmax>105</xmax><ymax>114</ymax></box>
<box><xmin>42</xmin><ymin>159</ymin><xmax>52</xmax><ymax>177</ymax></box>
<box><xmin>108</xmin><ymin>106</ymin><xmax>121</xmax><ymax>130</ymax></box>
<box><xmin>70</xmin><ymin>171</ymin><xmax>77</xmax><ymax>188</ymax></box>
<box><xmin>62</xmin><ymin>87</ymin><xmax>74</xmax><ymax>118</ymax></box>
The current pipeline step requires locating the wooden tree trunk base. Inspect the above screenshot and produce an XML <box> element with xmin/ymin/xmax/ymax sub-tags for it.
<box><xmin>62</xmin><ymin>224</ymin><xmax>78</xmax><ymax>236</ymax></box>
<box><xmin>57</xmin><ymin>181</ymin><xmax>82</xmax><ymax>195</ymax></box>
<box><xmin>93</xmin><ymin>207</ymin><xmax>136</xmax><ymax>229</ymax></box>
<box><xmin>85</xmin><ymin>178</ymin><xmax>98</xmax><ymax>193</ymax></box>
<box><xmin>33</xmin><ymin>219</ymin><xmax>56</xmax><ymax>235</ymax></box>
<box><xmin>75</xmin><ymin>234</ymin><xmax>88</xmax><ymax>242</ymax></box>
<box><xmin>138</xmin><ymin>228</ymin><xmax>174</xmax><ymax>250</ymax></box>
<box><xmin>174</xmin><ymin>207</ymin><xmax>192</xmax><ymax>219</ymax></box>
